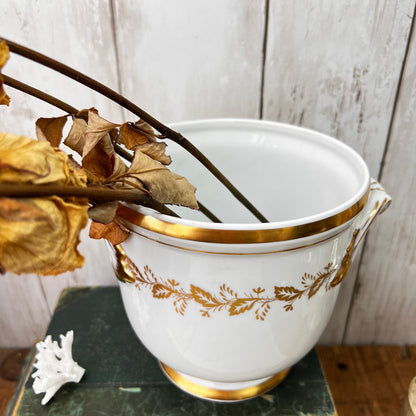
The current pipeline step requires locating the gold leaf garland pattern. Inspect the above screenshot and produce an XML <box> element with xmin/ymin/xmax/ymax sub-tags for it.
<box><xmin>274</xmin><ymin>264</ymin><xmax>336</xmax><ymax>311</ymax></box>
<box><xmin>122</xmin><ymin>254</ymin><xmax>338</xmax><ymax>319</ymax></box>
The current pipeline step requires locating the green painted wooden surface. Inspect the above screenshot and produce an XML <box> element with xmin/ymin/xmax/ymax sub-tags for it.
<box><xmin>7</xmin><ymin>287</ymin><xmax>336</xmax><ymax>415</ymax></box>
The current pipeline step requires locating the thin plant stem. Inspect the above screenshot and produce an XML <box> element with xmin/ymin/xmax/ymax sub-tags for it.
<box><xmin>2</xmin><ymin>38</ymin><xmax>268</xmax><ymax>223</ymax></box>
<box><xmin>3</xmin><ymin>74</ymin><xmax>77</xmax><ymax>114</ymax></box>
<box><xmin>196</xmin><ymin>201</ymin><xmax>222</xmax><ymax>223</ymax></box>
<box><xmin>0</xmin><ymin>183</ymin><xmax>179</xmax><ymax>217</ymax></box>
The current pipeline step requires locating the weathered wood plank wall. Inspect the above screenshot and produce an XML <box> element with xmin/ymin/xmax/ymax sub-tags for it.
<box><xmin>262</xmin><ymin>0</ymin><xmax>416</xmax><ymax>344</ymax></box>
<box><xmin>0</xmin><ymin>0</ymin><xmax>415</xmax><ymax>346</ymax></box>
<box><xmin>112</xmin><ymin>0</ymin><xmax>266</xmax><ymax>122</ymax></box>
<box><xmin>0</xmin><ymin>0</ymin><xmax>122</xmax><ymax>346</ymax></box>
<box><xmin>345</xmin><ymin>10</ymin><xmax>416</xmax><ymax>343</ymax></box>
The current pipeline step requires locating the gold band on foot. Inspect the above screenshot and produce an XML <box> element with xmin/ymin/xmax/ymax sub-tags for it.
<box><xmin>159</xmin><ymin>362</ymin><xmax>291</xmax><ymax>402</ymax></box>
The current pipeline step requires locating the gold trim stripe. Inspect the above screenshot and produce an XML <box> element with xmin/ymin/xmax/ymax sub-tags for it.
<box><xmin>128</xmin><ymin>227</ymin><xmax>345</xmax><ymax>255</ymax></box>
<box><xmin>117</xmin><ymin>188</ymin><xmax>370</xmax><ymax>244</ymax></box>
<box><xmin>160</xmin><ymin>362</ymin><xmax>290</xmax><ymax>401</ymax></box>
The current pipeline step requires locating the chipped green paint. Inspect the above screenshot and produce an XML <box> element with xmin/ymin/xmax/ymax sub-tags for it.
<box><xmin>119</xmin><ymin>387</ymin><xmax>142</xmax><ymax>393</ymax></box>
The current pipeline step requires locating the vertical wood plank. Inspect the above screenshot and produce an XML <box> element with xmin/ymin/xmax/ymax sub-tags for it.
<box><xmin>344</xmin><ymin>11</ymin><xmax>416</xmax><ymax>343</ymax></box>
<box><xmin>112</xmin><ymin>0</ymin><xmax>266</xmax><ymax>123</ymax></box>
<box><xmin>263</xmin><ymin>0</ymin><xmax>415</xmax><ymax>343</ymax></box>
<box><xmin>263</xmin><ymin>0</ymin><xmax>414</xmax><ymax>175</ymax></box>
<box><xmin>0</xmin><ymin>0</ymin><xmax>121</xmax><ymax>347</ymax></box>
<box><xmin>0</xmin><ymin>276</ymin><xmax>50</xmax><ymax>346</ymax></box>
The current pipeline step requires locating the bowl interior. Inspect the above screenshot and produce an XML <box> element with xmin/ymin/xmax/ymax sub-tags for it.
<box><xmin>163</xmin><ymin>119</ymin><xmax>369</xmax><ymax>225</ymax></box>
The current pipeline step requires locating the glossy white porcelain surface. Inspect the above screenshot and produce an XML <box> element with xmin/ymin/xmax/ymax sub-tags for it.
<box><xmin>113</xmin><ymin>119</ymin><xmax>391</xmax><ymax>386</ymax></box>
<box><xmin>152</xmin><ymin>118</ymin><xmax>369</xmax><ymax>226</ymax></box>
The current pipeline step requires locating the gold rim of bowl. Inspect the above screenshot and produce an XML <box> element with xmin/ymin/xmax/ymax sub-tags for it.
<box><xmin>159</xmin><ymin>362</ymin><xmax>291</xmax><ymax>402</ymax></box>
<box><xmin>117</xmin><ymin>186</ymin><xmax>370</xmax><ymax>245</ymax></box>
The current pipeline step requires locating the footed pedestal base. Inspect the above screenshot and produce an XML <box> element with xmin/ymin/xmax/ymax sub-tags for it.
<box><xmin>159</xmin><ymin>362</ymin><xmax>291</xmax><ymax>402</ymax></box>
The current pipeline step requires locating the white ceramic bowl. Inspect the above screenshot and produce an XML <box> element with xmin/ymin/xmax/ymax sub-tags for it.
<box><xmin>110</xmin><ymin>119</ymin><xmax>391</xmax><ymax>401</ymax></box>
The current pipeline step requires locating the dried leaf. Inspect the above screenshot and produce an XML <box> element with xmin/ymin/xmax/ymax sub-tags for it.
<box><xmin>66</xmin><ymin>154</ymin><xmax>83</xmax><ymax>172</ymax></box>
<box><xmin>0</xmin><ymin>132</ymin><xmax>89</xmax><ymax>275</ymax></box>
<box><xmin>134</xmin><ymin>119</ymin><xmax>156</xmax><ymax>137</ymax></box>
<box><xmin>64</xmin><ymin>113</ymin><xmax>129</xmax><ymax>184</ymax></box>
<box><xmin>0</xmin><ymin>41</ymin><xmax>10</xmax><ymax>106</ymax></box>
<box><xmin>64</xmin><ymin>117</ymin><xmax>87</xmax><ymax>155</ymax></box>
<box><xmin>83</xmin><ymin>110</ymin><xmax>119</xmax><ymax>157</ymax></box>
<box><xmin>83</xmin><ymin>143</ymin><xmax>128</xmax><ymax>185</ymax></box>
<box><xmin>117</xmin><ymin>122</ymin><xmax>171</xmax><ymax>165</ymax></box>
<box><xmin>89</xmin><ymin>220</ymin><xmax>129</xmax><ymax>245</ymax></box>
<box><xmin>0</xmin><ymin>132</ymin><xmax>86</xmax><ymax>187</ymax></box>
<box><xmin>0</xmin><ymin>198</ymin><xmax>51</xmax><ymax>223</ymax></box>
<box><xmin>77</xmin><ymin>110</ymin><xmax>127</xmax><ymax>182</ymax></box>
<box><xmin>88</xmin><ymin>201</ymin><xmax>119</xmax><ymax>224</ymax></box>
<box><xmin>118</xmin><ymin>122</ymin><xmax>150</xmax><ymax>149</ymax></box>
<box><xmin>76</xmin><ymin>107</ymin><xmax>98</xmax><ymax>122</ymax></box>
<box><xmin>0</xmin><ymin>196</ymin><xmax>88</xmax><ymax>275</ymax></box>
<box><xmin>83</xmin><ymin>146</ymin><xmax>116</xmax><ymax>182</ymax></box>
<box><xmin>135</xmin><ymin>142</ymin><xmax>171</xmax><ymax>165</ymax></box>
<box><xmin>126</xmin><ymin>150</ymin><xmax>197</xmax><ymax>209</ymax></box>
<box><xmin>36</xmin><ymin>116</ymin><xmax>68</xmax><ymax>147</ymax></box>
<box><xmin>109</xmin><ymin>155</ymin><xmax>128</xmax><ymax>180</ymax></box>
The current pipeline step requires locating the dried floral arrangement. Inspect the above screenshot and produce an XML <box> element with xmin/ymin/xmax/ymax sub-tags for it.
<box><xmin>0</xmin><ymin>39</ymin><xmax>267</xmax><ymax>277</ymax></box>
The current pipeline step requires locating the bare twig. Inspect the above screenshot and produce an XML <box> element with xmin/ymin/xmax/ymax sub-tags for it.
<box><xmin>0</xmin><ymin>183</ymin><xmax>179</xmax><ymax>217</ymax></box>
<box><xmin>3</xmin><ymin>74</ymin><xmax>77</xmax><ymax>114</ymax></box>
<box><xmin>197</xmin><ymin>201</ymin><xmax>222</xmax><ymax>223</ymax></box>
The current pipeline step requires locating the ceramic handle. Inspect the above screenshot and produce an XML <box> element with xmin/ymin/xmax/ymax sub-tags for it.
<box><xmin>331</xmin><ymin>179</ymin><xmax>391</xmax><ymax>287</ymax></box>
<box><xmin>110</xmin><ymin>244</ymin><xmax>135</xmax><ymax>284</ymax></box>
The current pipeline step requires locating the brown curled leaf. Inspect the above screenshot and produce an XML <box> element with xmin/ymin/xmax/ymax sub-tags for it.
<box><xmin>88</xmin><ymin>201</ymin><xmax>119</xmax><ymax>224</ymax></box>
<box><xmin>83</xmin><ymin>145</ymin><xmax>116</xmax><ymax>182</ymax></box>
<box><xmin>118</xmin><ymin>122</ymin><xmax>150</xmax><ymax>149</ymax></box>
<box><xmin>0</xmin><ymin>132</ymin><xmax>86</xmax><ymax>186</ymax></box>
<box><xmin>64</xmin><ymin>117</ymin><xmax>87</xmax><ymax>155</ymax></box>
<box><xmin>0</xmin><ymin>198</ymin><xmax>51</xmax><ymax>222</ymax></box>
<box><xmin>83</xmin><ymin>110</ymin><xmax>119</xmax><ymax>157</ymax></box>
<box><xmin>36</xmin><ymin>115</ymin><xmax>68</xmax><ymax>147</ymax></box>
<box><xmin>135</xmin><ymin>142</ymin><xmax>171</xmax><ymax>165</ymax></box>
<box><xmin>89</xmin><ymin>220</ymin><xmax>130</xmax><ymax>245</ymax></box>
<box><xmin>0</xmin><ymin>132</ymin><xmax>89</xmax><ymax>276</ymax></box>
<box><xmin>0</xmin><ymin>196</ymin><xmax>88</xmax><ymax>276</ymax></box>
<box><xmin>76</xmin><ymin>107</ymin><xmax>98</xmax><ymax>122</ymax></box>
<box><xmin>125</xmin><ymin>150</ymin><xmax>197</xmax><ymax>209</ymax></box>
<box><xmin>117</xmin><ymin>122</ymin><xmax>171</xmax><ymax>165</ymax></box>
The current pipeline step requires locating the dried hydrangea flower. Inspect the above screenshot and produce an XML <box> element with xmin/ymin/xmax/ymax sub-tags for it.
<box><xmin>0</xmin><ymin>132</ymin><xmax>89</xmax><ymax>275</ymax></box>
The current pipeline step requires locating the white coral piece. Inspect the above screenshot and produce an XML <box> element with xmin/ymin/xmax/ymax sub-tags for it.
<box><xmin>32</xmin><ymin>330</ymin><xmax>85</xmax><ymax>405</ymax></box>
